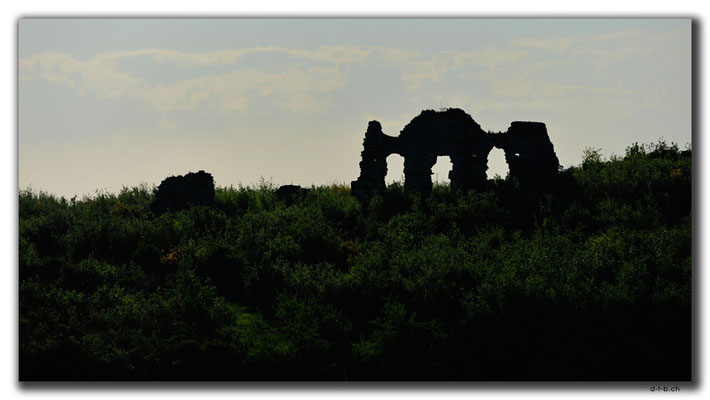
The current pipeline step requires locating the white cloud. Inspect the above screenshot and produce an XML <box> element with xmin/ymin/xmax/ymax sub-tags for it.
<box><xmin>453</xmin><ymin>26</ymin><xmax>687</xmax><ymax>118</ymax></box>
<box><xmin>20</xmin><ymin>51</ymin><xmax>146</xmax><ymax>99</ymax></box>
<box><xmin>20</xmin><ymin>48</ymin><xmax>352</xmax><ymax>114</ymax></box>
<box><xmin>20</xmin><ymin>45</ymin><xmax>428</xmax><ymax>112</ymax></box>
<box><xmin>145</xmin><ymin>65</ymin><xmax>348</xmax><ymax>113</ymax></box>
<box><xmin>19</xmin><ymin>25</ymin><xmax>687</xmax><ymax>118</ymax></box>
<box><xmin>17</xmin><ymin>44</ymin><xmax>531</xmax><ymax>111</ymax></box>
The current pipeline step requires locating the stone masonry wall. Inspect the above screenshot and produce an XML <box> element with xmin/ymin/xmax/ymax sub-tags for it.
<box><xmin>351</xmin><ymin>109</ymin><xmax>560</xmax><ymax>202</ymax></box>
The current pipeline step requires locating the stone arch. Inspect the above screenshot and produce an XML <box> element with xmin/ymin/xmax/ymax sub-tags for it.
<box><xmin>351</xmin><ymin>109</ymin><xmax>559</xmax><ymax>202</ymax></box>
<box><xmin>397</xmin><ymin>109</ymin><xmax>490</xmax><ymax>193</ymax></box>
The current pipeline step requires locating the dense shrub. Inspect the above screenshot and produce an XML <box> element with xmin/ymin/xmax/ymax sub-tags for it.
<box><xmin>19</xmin><ymin>142</ymin><xmax>691</xmax><ymax>380</ymax></box>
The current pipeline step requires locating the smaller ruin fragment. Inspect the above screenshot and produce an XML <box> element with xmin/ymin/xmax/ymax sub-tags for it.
<box><xmin>351</xmin><ymin>108</ymin><xmax>560</xmax><ymax>202</ymax></box>
<box><xmin>154</xmin><ymin>170</ymin><xmax>215</xmax><ymax>213</ymax></box>
<box><xmin>276</xmin><ymin>184</ymin><xmax>310</xmax><ymax>205</ymax></box>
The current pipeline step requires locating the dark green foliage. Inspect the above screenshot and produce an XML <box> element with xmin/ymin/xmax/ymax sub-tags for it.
<box><xmin>19</xmin><ymin>141</ymin><xmax>691</xmax><ymax>380</ymax></box>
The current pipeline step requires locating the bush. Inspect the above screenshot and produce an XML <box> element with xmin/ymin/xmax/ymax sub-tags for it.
<box><xmin>19</xmin><ymin>141</ymin><xmax>691</xmax><ymax>380</ymax></box>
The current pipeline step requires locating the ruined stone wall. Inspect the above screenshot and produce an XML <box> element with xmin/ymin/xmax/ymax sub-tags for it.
<box><xmin>493</xmin><ymin>121</ymin><xmax>560</xmax><ymax>183</ymax></box>
<box><xmin>350</xmin><ymin>121</ymin><xmax>401</xmax><ymax>201</ymax></box>
<box><xmin>351</xmin><ymin>108</ymin><xmax>560</xmax><ymax>202</ymax></box>
<box><xmin>154</xmin><ymin>170</ymin><xmax>215</xmax><ymax>213</ymax></box>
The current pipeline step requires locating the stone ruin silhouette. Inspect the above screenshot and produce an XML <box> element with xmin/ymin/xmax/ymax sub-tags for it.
<box><xmin>351</xmin><ymin>108</ymin><xmax>560</xmax><ymax>202</ymax></box>
<box><xmin>154</xmin><ymin>170</ymin><xmax>215</xmax><ymax>213</ymax></box>
<box><xmin>151</xmin><ymin>109</ymin><xmax>560</xmax><ymax>210</ymax></box>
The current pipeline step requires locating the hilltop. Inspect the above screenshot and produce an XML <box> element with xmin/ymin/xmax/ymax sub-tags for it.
<box><xmin>19</xmin><ymin>140</ymin><xmax>691</xmax><ymax>380</ymax></box>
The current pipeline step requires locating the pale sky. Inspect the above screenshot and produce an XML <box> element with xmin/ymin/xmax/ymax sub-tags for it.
<box><xmin>18</xmin><ymin>18</ymin><xmax>691</xmax><ymax>198</ymax></box>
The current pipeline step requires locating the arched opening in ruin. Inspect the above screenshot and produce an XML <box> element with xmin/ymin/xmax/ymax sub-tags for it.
<box><xmin>385</xmin><ymin>153</ymin><xmax>405</xmax><ymax>185</ymax></box>
<box><xmin>432</xmin><ymin>155</ymin><xmax>453</xmax><ymax>184</ymax></box>
<box><xmin>486</xmin><ymin>148</ymin><xmax>509</xmax><ymax>180</ymax></box>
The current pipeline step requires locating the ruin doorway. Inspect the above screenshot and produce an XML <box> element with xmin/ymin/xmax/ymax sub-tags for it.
<box><xmin>432</xmin><ymin>156</ymin><xmax>453</xmax><ymax>184</ymax></box>
<box><xmin>385</xmin><ymin>153</ymin><xmax>405</xmax><ymax>185</ymax></box>
<box><xmin>486</xmin><ymin>148</ymin><xmax>509</xmax><ymax>180</ymax></box>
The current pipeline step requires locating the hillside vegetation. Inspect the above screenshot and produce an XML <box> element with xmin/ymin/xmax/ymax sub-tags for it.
<box><xmin>19</xmin><ymin>141</ymin><xmax>691</xmax><ymax>380</ymax></box>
